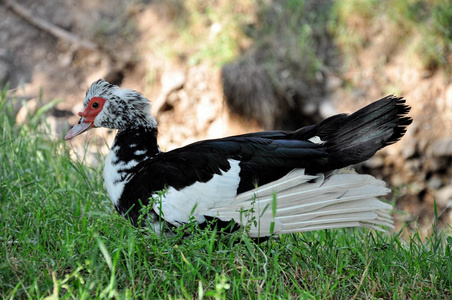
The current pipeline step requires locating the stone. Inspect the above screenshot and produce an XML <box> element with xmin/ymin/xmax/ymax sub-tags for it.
<box><xmin>432</xmin><ymin>137</ymin><xmax>452</xmax><ymax>157</ymax></box>
<box><xmin>427</xmin><ymin>175</ymin><xmax>443</xmax><ymax>190</ymax></box>
<box><xmin>325</xmin><ymin>74</ymin><xmax>343</xmax><ymax>92</ymax></box>
<box><xmin>319</xmin><ymin>99</ymin><xmax>338</xmax><ymax>118</ymax></box>
<box><xmin>435</xmin><ymin>185</ymin><xmax>452</xmax><ymax>207</ymax></box>
<box><xmin>446</xmin><ymin>84</ymin><xmax>452</xmax><ymax>108</ymax></box>
<box><xmin>160</xmin><ymin>69</ymin><xmax>186</xmax><ymax>94</ymax></box>
<box><xmin>196</xmin><ymin>95</ymin><xmax>218</xmax><ymax>131</ymax></box>
<box><xmin>364</xmin><ymin>156</ymin><xmax>385</xmax><ymax>168</ymax></box>
<box><xmin>402</xmin><ymin>139</ymin><xmax>417</xmax><ymax>159</ymax></box>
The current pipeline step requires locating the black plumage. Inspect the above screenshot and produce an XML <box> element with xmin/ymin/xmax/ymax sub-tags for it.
<box><xmin>114</xmin><ymin>96</ymin><xmax>411</xmax><ymax>227</ymax></box>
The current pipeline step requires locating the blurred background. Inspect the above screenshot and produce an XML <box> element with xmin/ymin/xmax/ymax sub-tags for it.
<box><xmin>1</xmin><ymin>0</ymin><xmax>451</xmax><ymax>235</ymax></box>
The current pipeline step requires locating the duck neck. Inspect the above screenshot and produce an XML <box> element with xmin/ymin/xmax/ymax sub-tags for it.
<box><xmin>102</xmin><ymin>127</ymin><xmax>159</xmax><ymax>211</ymax></box>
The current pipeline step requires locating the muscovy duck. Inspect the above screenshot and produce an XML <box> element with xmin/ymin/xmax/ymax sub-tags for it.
<box><xmin>65</xmin><ymin>79</ymin><xmax>412</xmax><ymax>237</ymax></box>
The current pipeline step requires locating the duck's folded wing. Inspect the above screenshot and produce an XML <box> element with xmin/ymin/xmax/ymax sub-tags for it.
<box><xmin>123</xmin><ymin>137</ymin><xmax>328</xmax><ymax>226</ymax></box>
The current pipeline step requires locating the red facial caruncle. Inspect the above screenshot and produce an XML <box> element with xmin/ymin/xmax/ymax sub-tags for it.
<box><xmin>65</xmin><ymin>97</ymin><xmax>107</xmax><ymax>140</ymax></box>
<box><xmin>79</xmin><ymin>97</ymin><xmax>107</xmax><ymax>122</ymax></box>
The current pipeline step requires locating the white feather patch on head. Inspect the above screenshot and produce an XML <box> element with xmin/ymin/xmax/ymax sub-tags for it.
<box><xmin>85</xmin><ymin>79</ymin><xmax>157</xmax><ymax>130</ymax></box>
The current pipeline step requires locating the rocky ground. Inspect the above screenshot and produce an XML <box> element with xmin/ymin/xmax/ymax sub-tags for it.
<box><xmin>1</xmin><ymin>0</ymin><xmax>451</xmax><ymax>235</ymax></box>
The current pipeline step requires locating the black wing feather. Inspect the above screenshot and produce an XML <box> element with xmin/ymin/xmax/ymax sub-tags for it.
<box><xmin>119</xmin><ymin>95</ymin><xmax>411</xmax><ymax>225</ymax></box>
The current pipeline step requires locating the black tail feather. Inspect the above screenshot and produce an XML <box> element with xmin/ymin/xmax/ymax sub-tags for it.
<box><xmin>330</xmin><ymin>96</ymin><xmax>411</xmax><ymax>146</ymax></box>
<box><xmin>303</xmin><ymin>95</ymin><xmax>412</xmax><ymax>171</ymax></box>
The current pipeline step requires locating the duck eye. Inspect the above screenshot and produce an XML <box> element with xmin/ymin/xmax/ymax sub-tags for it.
<box><xmin>92</xmin><ymin>102</ymin><xmax>99</xmax><ymax>109</ymax></box>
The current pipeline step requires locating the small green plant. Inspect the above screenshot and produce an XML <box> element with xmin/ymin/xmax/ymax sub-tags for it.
<box><xmin>137</xmin><ymin>188</ymin><xmax>170</xmax><ymax>236</ymax></box>
<box><xmin>202</xmin><ymin>273</ymin><xmax>231</xmax><ymax>300</ymax></box>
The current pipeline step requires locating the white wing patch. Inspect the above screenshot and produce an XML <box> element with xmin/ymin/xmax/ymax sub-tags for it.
<box><xmin>308</xmin><ymin>135</ymin><xmax>325</xmax><ymax>145</ymax></box>
<box><xmin>153</xmin><ymin>159</ymin><xmax>241</xmax><ymax>226</ymax></box>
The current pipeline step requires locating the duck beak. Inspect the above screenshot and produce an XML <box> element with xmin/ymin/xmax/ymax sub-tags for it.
<box><xmin>65</xmin><ymin>118</ymin><xmax>95</xmax><ymax>140</ymax></box>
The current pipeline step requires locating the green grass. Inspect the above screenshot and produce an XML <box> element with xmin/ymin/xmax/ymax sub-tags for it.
<box><xmin>145</xmin><ymin>0</ymin><xmax>254</xmax><ymax>67</ymax></box>
<box><xmin>1</xmin><ymin>88</ymin><xmax>451</xmax><ymax>299</ymax></box>
<box><xmin>332</xmin><ymin>0</ymin><xmax>452</xmax><ymax>71</ymax></box>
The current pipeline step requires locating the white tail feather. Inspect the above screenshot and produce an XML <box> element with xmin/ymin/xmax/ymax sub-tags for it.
<box><xmin>205</xmin><ymin>168</ymin><xmax>394</xmax><ymax>237</ymax></box>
